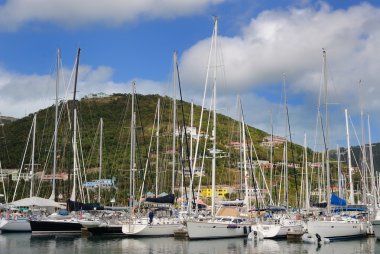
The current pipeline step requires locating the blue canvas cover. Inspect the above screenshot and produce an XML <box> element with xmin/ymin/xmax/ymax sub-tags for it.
<box><xmin>330</xmin><ymin>193</ymin><xmax>347</xmax><ymax>206</ymax></box>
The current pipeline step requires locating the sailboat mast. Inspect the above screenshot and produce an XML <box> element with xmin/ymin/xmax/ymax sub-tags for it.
<box><xmin>98</xmin><ymin>118</ymin><xmax>103</xmax><ymax>203</ymax></box>
<box><xmin>130</xmin><ymin>83</ymin><xmax>136</xmax><ymax>206</ymax></box>
<box><xmin>238</xmin><ymin>95</ymin><xmax>243</xmax><ymax>200</ymax></box>
<box><xmin>211</xmin><ymin>16</ymin><xmax>218</xmax><ymax>217</ymax></box>
<box><xmin>368</xmin><ymin>114</ymin><xmax>377</xmax><ymax>211</ymax></box>
<box><xmin>69</xmin><ymin>48</ymin><xmax>80</xmax><ymax>199</ymax></box>
<box><xmin>190</xmin><ymin>100</ymin><xmax>193</xmax><ymax>172</ymax></box>
<box><xmin>50</xmin><ymin>48</ymin><xmax>60</xmax><ymax>200</ymax></box>
<box><xmin>156</xmin><ymin>99</ymin><xmax>160</xmax><ymax>197</ymax></box>
<box><xmin>30</xmin><ymin>114</ymin><xmax>36</xmax><ymax>198</ymax></box>
<box><xmin>337</xmin><ymin>144</ymin><xmax>342</xmax><ymax>198</ymax></box>
<box><xmin>270</xmin><ymin>111</ymin><xmax>273</xmax><ymax>200</ymax></box>
<box><xmin>322</xmin><ymin>49</ymin><xmax>331</xmax><ymax>214</ymax></box>
<box><xmin>70</xmin><ymin>109</ymin><xmax>77</xmax><ymax>202</ymax></box>
<box><xmin>345</xmin><ymin>109</ymin><xmax>355</xmax><ymax>204</ymax></box>
<box><xmin>359</xmin><ymin>80</ymin><xmax>367</xmax><ymax>205</ymax></box>
<box><xmin>304</xmin><ymin>133</ymin><xmax>310</xmax><ymax>212</ymax></box>
<box><xmin>0</xmin><ymin>161</ymin><xmax>6</xmax><ymax>203</ymax></box>
<box><xmin>241</xmin><ymin>107</ymin><xmax>250</xmax><ymax>211</ymax></box>
<box><xmin>172</xmin><ymin>52</ymin><xmax>177</xmax><ymax>195</ymax></box>
<box><xmin>282</xmin><ymin>73</ymin><xmax>289</xmax><ymax>209</ymax></box>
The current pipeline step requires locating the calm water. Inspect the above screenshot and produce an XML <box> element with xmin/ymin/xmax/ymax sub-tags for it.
<box><xmin>0</xmin><ymin>233</ymin><xmax>377</xmax><ymax>254</ymax></box>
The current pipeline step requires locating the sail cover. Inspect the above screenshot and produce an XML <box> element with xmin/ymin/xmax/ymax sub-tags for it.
<box><xmin>66</xmin><ymin>199</ymin><xmax>104</xmax><ymax>212</ymax></box>
<box><xmin>330</xmin><ymin>193</ymin><xmax>347</xmax><ymax>206</ymax></box>
<box><xmin>145</xmin><ymin>194</ymin><xmax>175</xmax><ymax>204</ymax></box>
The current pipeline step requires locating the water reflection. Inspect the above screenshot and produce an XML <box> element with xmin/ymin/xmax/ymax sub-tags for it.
<box><xmin>0</xmin><ymin>233</ymin><xmax>378</xmax><ymax>254</ymax></box>
<box><xmin>246</xmin><ymin>239</ymin><xmax>280</xmax><ymax>253</ymax></box>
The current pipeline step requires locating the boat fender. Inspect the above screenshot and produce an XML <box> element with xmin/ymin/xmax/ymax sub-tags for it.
<box><xmin>227</xmin><ymin>224</ymin><xmax>238</xmax><ymax>229</ymax></box>
<box><xmin>315</xmin><ymin>233</ymin><xmax>322</xmax><ymax>243</ymax></box>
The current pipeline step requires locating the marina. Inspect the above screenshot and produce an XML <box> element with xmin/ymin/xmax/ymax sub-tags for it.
<box><xmin>1</xmin><ymin>1</ymin><xmax>380</xmax><ymax>254</ymax></box>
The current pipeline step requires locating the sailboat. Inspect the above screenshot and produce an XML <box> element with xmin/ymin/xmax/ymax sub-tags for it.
<box><xmin>251</xmin><ymin>74</ymin><xmax>304</xmax><ymax>239</ymax></box>
<box><xmin>0</xmin><ymin>112</ymin><xmax>62</xmax><ymax>233</ymax></box>
<box><xmin>186</xmin><ymin>17</ymin><xmax>252</xmax><ymax>240</ymax></box>
<box><xmin>306</xmin><ymin>50</ymin><xmax>368</xmax><ymax>240</ymax></box>
<box><xmin>29</xmin><ymin>48</ymin><xmax>102</xmax><ymax>235</ymax></box>
<box><xmin>121</xmin><ymin>58</ymin><xmax>180</xmax><ymax>237</ymax></box>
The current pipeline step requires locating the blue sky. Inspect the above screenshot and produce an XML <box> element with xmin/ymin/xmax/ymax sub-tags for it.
<box><xmin>1</xmin><ymin>0</ymin><xmax>380</xmax><ymax>149</ymax></box>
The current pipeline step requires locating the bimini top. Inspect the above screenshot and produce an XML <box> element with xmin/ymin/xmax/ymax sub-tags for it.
<box><xmin>10</xmin><ymin>196</ymin><xmax>61</xmax><ymax>208</ymax></box>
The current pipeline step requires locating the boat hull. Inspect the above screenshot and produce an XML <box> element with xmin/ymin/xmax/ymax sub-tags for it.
<box><xmin>87</xmin><ymin>224</ymin><xmax>124</xmax><ymax>236</ymax></box>
<box><xmin>29</xmin><ymin>220</ymin><xmax>83</xmax><ymax>235</ymax></box>
<box><xmin>186</xmin><ymin>221</ymin><xmax>251</xmax><ymax>240</ymax></box>
<box><xmin>251</xmin><ymin>223</ymin><xmax>303</xmax><ymax>238</ymax></box>
<box><xmin>0</xmin><ymin>218</ymin><xmax>31</xmax><ymax>232</ymax></box>
<box><xmin>122</xmin><ymin>223</ymin><xmax>179</xmax><ymax>237</ymax></box>
<box><xmin>307</xmin><ymin>220</ymin><xmax>367</xmax><ymax>240</ymax></box>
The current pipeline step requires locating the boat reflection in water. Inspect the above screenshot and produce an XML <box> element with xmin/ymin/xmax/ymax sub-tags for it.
<box><xmin>247</xmin><ymin>239</ymin><xmax>280</xmax><ymax>253</ymax></box>
<box><xmin>300</xmin><ymin>236</ymin><xmax>375</xmax><ymax>254</ymax></box>
<box><xmin>0</xmin><ymin>232</ymin><xmax>376</xmax><ymax>253</ymax></box>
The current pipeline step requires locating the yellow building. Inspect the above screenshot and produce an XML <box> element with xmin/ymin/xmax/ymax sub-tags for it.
<box><xmin>200</xmin><ymin>188</ymin><xmax>229</xmax><ymax>198</ymax></box>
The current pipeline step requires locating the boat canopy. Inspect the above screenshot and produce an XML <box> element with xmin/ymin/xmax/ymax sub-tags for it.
<box><xmin>330</xmin><ymin>193</ymin><xmax>347</xmax><ymax>206</ymax></box>
<box><xmin>10</xmin><ymin>196</ymin><xmax>61</xmax><ymax>208</ymax></box>
<box><xmin>216</xmin><ymin>207</ymin><xmax>241</xmax><ymax>217</ymax></box>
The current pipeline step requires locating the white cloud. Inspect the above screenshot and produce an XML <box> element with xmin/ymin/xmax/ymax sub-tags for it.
<box><xmin>0</xmin><ymin>0</ymin><xmax>224</xmax><ymax>31</ymax></box>
<box><xmin>0</xmin><ymin>65</ymin><xmax>167</xmax><ymax>118</ymax></box>
<box><xmin>2</xmin><ymin>2</ymin><xmax>380</xmax><ymax>146</ymax></box>
<box><xmin>179</xmin><ymin>2</ymin><xmax>380</xmax><ymax>145</ymax></box>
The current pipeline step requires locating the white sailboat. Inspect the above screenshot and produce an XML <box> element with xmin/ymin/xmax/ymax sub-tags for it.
<box><xmin>186</xmin><ymin>17</ymin><xmax>252</xmax><ymax>240</ymax></box>
<box><xmin>0</xmin><ymin>114</ymin><xmax>37</xmax><ymax>232</ymax></box>
<box><xmin>29</xmin><ymin>48</ymin><xmax>87</xmax><ymax>235</ymax></box>
<box><xmin>306</xmin><ymin>49</ymin><xmax>368</xmax><ymax>240</ymax></box>
<box><xmin>121</xmin><ymin>60</ymin><xmax>180</xmax><ymax>238</ymax></box>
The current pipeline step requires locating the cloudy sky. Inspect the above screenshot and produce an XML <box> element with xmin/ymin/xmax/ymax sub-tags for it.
<box><xmin>0</xmin><ymin>0</ymin><xmax>380</xmax><ymax>149</ymax></box>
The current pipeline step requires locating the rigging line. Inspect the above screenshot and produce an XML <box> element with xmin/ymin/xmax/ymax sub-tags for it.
<box><xmin>319</xmin><ymin>110</ymin><xmax>331</xmax><ymax>199</ymax></box>
<box><xmin>195</xmin><ymin>93</ymin><xmax>213</xmax><ymax>213</ymax></box>
<box><xmin>135</xmin><ymin>93</ymin><xmax>154</xmax><ymax>193</ymax></box>
<box><xmin>12</xmin><ymin>116</ymin><xmax>35</xmax><ymax>202</ymax></box>
<box><xmin>0</xmin><ymin>120</ymin><xmax>11</xmax><ymax>164</ymax></box>
<box><xmin>192</xmin><ymin>23</ymin><xmax>216</xmax><ymax>175</ymax></box>
<box><xmin>285</xmin><ymin>103</ymin><xmax>300</xmax><ymax>211</ymax></box>
<box><xmin>348</xmin><ymin>114</ymin><xmax>370</xmax><ymax>196</ymax></box>
<box><xmin>67</xmin><ymin>48</ymin><xmax>81</xmax><ymax>199</ymax></box>
<box><xmin>175</xmin><ymin>55</ymin><xmax>197</xmax><ymax>208</ymax></box>
<box><xmin>111</xmin><ymin>94</ymin><xmax>131</xmax><ymax>175</ymax></box>
<box><xmin>138</xmin><ymin>102</ymin><xmax>158</xmax><ymax>205</ymax></box>
<box><xmin>239</xmin><ymin>104</ymin><xmax>260</xmax><ymax>209</ymax></box>
<box><xmin>77</xmin><ymin>115</ymin><xmax>90</xmax><ymax>202</ymax></box>
<box><xmin>348</xmin><ymin>114</ymin><xmax>370</xmax><ymax>172</ymax></box>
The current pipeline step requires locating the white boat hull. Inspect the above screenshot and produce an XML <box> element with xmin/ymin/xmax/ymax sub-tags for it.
<box><xmin>251</xmin><ymin>223</ymin><xmax>303</xmax><ymax>238</ymax></box>
<box><xmin>79</xmin><ymin>220</ymin><xmax>101</xmax><ymax>229</ymax></box>
<box><xmin>307</xmin><ymin>220</ymin><xmax>367</xmax><ymax>240</ymax></box>
<box><xmin>0</xmin><ymin>218</ymin><xmax>31</xmax><ymax>232</ymax></box>
<box><xmin>122</xmin><ymin>222</ymin><xmax>179</xmax><ymax>236</ymax></box>
<box><xmin>186</xmin><ymin>221</ymin><xmax>251</xmax><ymax>239</ymax></box>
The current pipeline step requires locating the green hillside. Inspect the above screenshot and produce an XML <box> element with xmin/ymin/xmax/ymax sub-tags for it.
<box><xmin>0</xmin><ymin>93</ymin><xmax>307</xmax><ymax>207</ymax></box>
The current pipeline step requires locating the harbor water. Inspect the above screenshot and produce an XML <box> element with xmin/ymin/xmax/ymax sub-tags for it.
<box><xmin>0</xmin><ymin>233</ymin><xmax>377</xmax><ymax>254</ymax></box>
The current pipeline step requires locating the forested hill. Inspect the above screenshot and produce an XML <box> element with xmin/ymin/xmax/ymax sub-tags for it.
<box><xmin>0</xmin><ymin>93</ymin><xmax>308</xmax><ymax>204</ymax></box>
<box><xmin>348</xmin><ymin>143</ymin><xmax>380</xmax><ymax>171</ymax></box>
<box><xmin>0</xmin><ymin>93</ymin><xmax>273</xmax><ymax>168</ymax></box>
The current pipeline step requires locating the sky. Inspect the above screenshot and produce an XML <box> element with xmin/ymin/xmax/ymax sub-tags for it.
<box><xmin>1</xmin><ymin>0</ymin><xmax>380</xmax><ymax>150</ymax></box>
